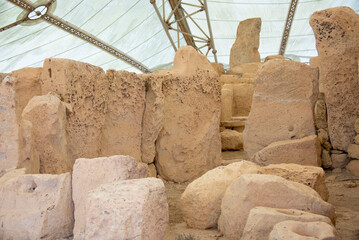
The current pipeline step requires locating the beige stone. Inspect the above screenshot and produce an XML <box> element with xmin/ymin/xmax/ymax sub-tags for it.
<box><xmin>322</xmin><ymin>149</ymin><xmax>333</xmax><ymax>169</ymax></box>
<box><xmin>148</xmin><ymin>163</ymin><xmax>157</xmax><ymax>178</ymax></box>
<box><xmin>228</xmin><ymin>62</ymin><xmax>264</xmax><ymax>76</ymax></box>
<box><xmin>243</xmin><ymin>60</ymin><xmax>318</xmax><ymax>159</ymax></box>
<box><xmin>268</xmin><ymin>220</ymin><xmax>337</xmax><ymax>240</ymax></box>
<box><xmin>180</xmin><ymin>161</ymin><xmax>262</xmax><ymax>229</ymax></box>
<box><xmin>0</xmin><ymin>76</ymin><xmax>19</xmax><ymax>172</ymax></box>
<box><xmin>348</xmin><ymin>144</ymin><xmax>359</xmax><ymax>159</ymax></box>
<box><xmin>314</xmin><ymin>94</ymin><xmax>328</xmax><ymax>129</ymax></box>
<box><xmin>251</xmin><ymin>135</ymin><xmax>321</xmax><ymax>167</ymax></box>
<box><xmin>310</xmin><ymin>7</ymin><xmax>359</xmax><ymax>151</ymax></box>
<box><xmin>264</xmin><ymin>55</ymin><xmax>285</xmax><ymax>62</ymax></box>
<box><xmin>221</xmin><ymin>129</ymin><xmax>243</xmax><ymax>150</ymax></box>
<box><xmin>262</xmin><ymin>163</ymin><xmax>329</xmax><ymax>201</ymax></box>
<box><xmin>141</xmin><ymin>75</ymin><xmax>164</xmax><ymax>164</ymax></box>
<box><xmin>155</xmin><ymin>46</ymin><xmax>221</xmax><ymax>182</ymax></box>
<box><xmin>221</xmin><ymin>84</ymin><xmax>233</xmax><ymax>122</ymax></box>
<box><xmin>0</xmin><ymin>168</ymin><xmax>26</xmax><ymax>186</ymax></box>
<box><xmin>354</xmin><ymin>135</ymin><xmax>359</xmax><ymax>145</ymax></box>
<box><xmin>211</xmin><ymin>62</ymin><xmax>225</xmax><ymax>76</ymax></box>
<box><xmin>220</xmin><ymin>75</ymin><xmax>254</xmax><ymax>85</ymax></box>
<box><xmin>41</xmin><ymin>58</ymin><xmax>108</xmax><ymax>161</ymax></box>
<box><xmin>22</xmin><ymin>94</ymin><xmax>71</xmax><ymax>174</ymax></box>
<box><xmin>84</xmin><ymin>178</ymin><xmax>168</xmax><ymax>240</ymax></box>
<box><xmin>218</xmin><ymin>174</ymin><xmax>335</xmax><ymax>239</ymax></box>
<box><xmin>230</xmin><ymin>18</ymin><xmax>261</xmax><ymax>68</ymax></box>
<box><xmin>101</xmin><ymin>70</ymin><xmax>145</xmax><ymax>161</ymax></box>
<box><xmin>346</xmin><ymin>160</ymin><xmax>359</xmax><ymax>177</ymax></box>
<box><xmin>242</xmin><ymin>207</ymin><xmax>332</xmax><ymax>240</ymax></box>
<box><xmin>72</xmin><ymin>155</ymin><xmax>147</xmax><ymax>239</ymax></box>
<box><xmin>331</xmin><ymin>153</ymin><xmax>349</xmax><ymax>168</ymax></box>
<box><xmin>0</xmin><ymin>173</ymin><xmax>73</xmax><ymax>240</ymax></box>
<box><xmin>317</xmin><ymin>128</ymin><xmax>329</xmax><ymax>144</ymax></box>
<box><xmin>232</xmin><ymin>83</ymin><xmax>254</xmax><ymax>117</ymax></box>
<box><xmin>355</xmin><ymin>119</ymin><xmax>359</xmax><ymax>134</ymax></box>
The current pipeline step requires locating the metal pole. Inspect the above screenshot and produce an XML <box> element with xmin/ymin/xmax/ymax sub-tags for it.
<box><xmin>203</xmin><ymin>0</ymin><xmax>218</xmax><ymax>63</ymax></box>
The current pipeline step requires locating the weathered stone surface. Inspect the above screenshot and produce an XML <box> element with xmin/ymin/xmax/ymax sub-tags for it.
<box><xmin>41</xmin><ymin>58</ymin><xmax>108</xmax><ymax>161</ymax></box>
<box><xmin>218</xmin><ymin>174</ymin><xmax>335</xmax><ymax>239</ymax></box>
<box><xmin>220</xmin><ymin>75</ymin><xmax>254</xmax><ymax>86</ymax></box>
<box><xmin>211</xmin><ymin>63</ymin><xmax>225</xmax><ymax>76</ymax></box>
<box><xmin>0</xmin><ymin>76</ymin><xmax>19</xmax><ymax>171</ymax></box>
<box><xmin>228</xmin><ymin>62</ymin><xmax>264</xmax><ymax>76</ymax></box>
<box><xmin>155</xmin><ymin>46</ymin><xmax>221</xmax><ymax>182</ymax></box>
<box><xmin>268</xmin><ymin>220</ymin><xmax>337</xmax><ymax>240</ymax></box>
<box><xmin>310</xmin><ymin>7</ymin><xmax>359</xmax><ymax>151</ymax></box>
<box><xmin>221</xmin><ymin>129</ymin><xmax>243</xmax><ymax>150</ymax></box>
<box><xmin>348</xmin><ymin>144</ymin><xmax>359</xmax><ymax>159</ymax></box>
<box><xmin>230</xmin><ymin>18</ymin><xmax>261</xmax><ymax>69</ymax></box>
<box><xmin>72</xmin><ymin>155</ymin><xmax>147</xmax><ymax>239</ymax></box>
<box><xmin>17</xmin><ymin>120</ymin><xmax>39</xmax><ymax>173</ymax></box>
<box><xmin>221</xmin><ymin>84</ymin><xmax>233</xmax><ymax>122</ymax></box>
<box><xmin>243</xmin><ymin>60</ymin><xmax>318</xmax><ymax>159</ymax></box>
<box><xmin>0</xmin><ymin>173</ymin><xmax>73</xmax><ymax>240</ymax></box>
<box><xmin>0</xmin><ymin>168</ymin><xmax>25</xmax><ymax>186</ymax></box>
<box><xmin>322</xmin><ymin>149</ymin><xmax>333</xmax><ymax>169</ymax></box>
<box><xmin>251</xmin><ymin>135</ymin><xmax>321</xmax><ymax>167</ymax></box>
<box><xmin>180</xmin><ymin>161</ymin><xmax>262</xmax><ymax>229</ymax></box>
<box><xmin>141</xmin><ymin>75</ymin><xmax>165</xmax><ymax>164</ymax></box>
<box><xmin>314</xmin><ymin>93</ymin><xmax>328</xmax><ymax>129</ymax></box>
<box><xmin>22</xmin><ymin>94</ymin><xmax>71</xmax><ymax>174</ymax></box>
<box><xmin>355</xmin><ymin>135</ymin><xmax>359</xmax><ymax>145</ymax></box>
<box><xmin>11</xmin><ymin>68</ymin><xmax>42</xmax><ymax>120</ymax></box>
<box><xmin>84</xmin><ymin>178</ymin><xmax>168</xmax><ymax>240</ymax></box>
<box><xmin>317</xmin><ymin>128</ymin><xmax>329</xmax><ymax>144</ymax></box>
<box><xmin>346</xmin><ymin>160</ymin><xmax>359</xmax><ymax>177</ymax></box>
<box><xmin>242</xmin><ymin>207</ymin><xmax>332</xmax><ymax>240</ymax></box>
<box><xmin>264</xmin><ymin>55</ymin><xmax>285</xmax><ymax>62</ymax></box>
<box><xmin>101</xmin><ymin>70</ymin><xmax>145</xmax><ymax>161</ymax></box>
<box><xmin>232</xmin><ymin>83</ymin><xmax>254</xmax><ymax>117</ymax></box>
<box><xmin>331</xmin><ymin>153</ymin><xmax>349</xmax><ymax>168</ymax></box>
<box><xmin>262</xmin><ymin>163</ymin><xmax>329</xmax><ymax>201</ymax></box>
<box><xmin>355</xmin><ymin>119</ymin><xmax>359</xmax><ymax>134</ymax></box>
<box><xmin>148</xmin><ymin>163</ymin><xmax>157</xmax><ymax>177</ymax></box>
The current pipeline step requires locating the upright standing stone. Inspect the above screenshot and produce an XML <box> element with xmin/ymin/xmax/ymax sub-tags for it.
<box><xmin>41</xmin><ymin>59</ymin><xmax>108</xmax><ymax>161</ymax></box>
<box><xmin>230</xmin><ymin>18</ymin><xmax>261</xmax><ymax>69</ymax></box>
<box><xmin>0</xmin><ymin>173</ymin><xmax>73</xmax><ymax>240</ymax></box>
<box><xmin>221</xmin><ymin>84</ymin><xmax>233</xmax><ymax>122</ymax></box>
<box><xmin>22</xmin><ymin>94</ymin><xmax>71</xmax><ymax>174</ymax></box>
<box><xmin>101</xmin><ymin>71</ymin><xmax>145</xmax><ymax>161</ymax></box>
<box><xmin>310</xmin><ymin>7</ymin><xmax>359</xmax><ymax>151</ymax></box>
<box><xmin>243</xmin><ymin>60</ymin><xmax>318</xmax><ymax>159</ymax></box>
<box><xmin>72</xmin><ymin>155</ymin><xmax>147</xmax><ymax>239</ymax></box>
<box><xmin>155</xmin><ymin>46</ymin><xmax>221</xmax><ymax>182</ymax></box>
<box><xmin>84</xmin><ymin>178</ymin><xmax>168</xmax><ymax>240</ymax></box>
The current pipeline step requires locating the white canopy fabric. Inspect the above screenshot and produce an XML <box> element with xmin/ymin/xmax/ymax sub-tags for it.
<box><xmin>0</xmin><ymin>0</ymin><xmax>358</xmax><ymax>73</ymax></box>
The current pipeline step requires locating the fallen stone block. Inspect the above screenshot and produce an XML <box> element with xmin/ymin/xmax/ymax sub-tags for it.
<box><xmin>180</xmin><ymin>161</ymin><xmax>262</xmax><ymax>229</ymax></box>
<box><xmin>242</xmin><ymin>207</ymin><xmax>332</xmax><ymax>240</ymax></box>
<box><xmin>221</xmin><ymin>129</ymin><xmax>243</xmax><ymax>150</ymax></box>
<box><xmin>84</xmin><ymin>178</ymin><xmax>168</xmax><ymax>240</ymax></box>
<box><xmin>72</xmin><ymin>155</ymin><xmax>147</xmax><ymax>239</ymax></box>
<box><xmin>218</xmin><ymin>174</ymin><xmax>335</xmax><ymax>239</ymax></box>
<box><xmin>269</xmin><ymin>220</ymin><xmax>337</xmax><ymax>240</ymax></box>
<box><xmin>0</xmin><ymin>173</ymin><xmax>73</xmax><ymax>240</ymax></box>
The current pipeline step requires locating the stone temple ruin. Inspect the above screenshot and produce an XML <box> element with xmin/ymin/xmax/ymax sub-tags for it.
<box><xmin>0</xmin><ymin>5</ymin><xmax>359</xmax><ymax>240</ymax></box>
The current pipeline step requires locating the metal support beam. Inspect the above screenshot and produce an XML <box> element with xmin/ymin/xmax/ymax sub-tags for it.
<box><xmin>279</xmin><ymin>0</ymin><xmax>298</xmax><ymax>56</ymax></box>
<box><xmin>6</xmin><ymin>0</ymin><xmax>151</xmax><ymax>73</ymax></box>
<box><xmin>151</xmin><ymin>0</ymin><xmax>218</xmax><ymax>63</ymax></box>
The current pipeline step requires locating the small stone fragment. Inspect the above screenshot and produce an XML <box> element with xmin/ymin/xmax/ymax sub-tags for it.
<box><xmin>346</xmin><ymin>160</ymin><xmax>359</xmax><ymax>177</ymax></box>
<box><xmin>221</xmin><ymin>129</ymin><xmax>243</xmax><ymax>150</ymax></box>
<box><xmin>348</xmin><ymin>144</ymin><xmax>359</xmax><ymax>159</ymax></box>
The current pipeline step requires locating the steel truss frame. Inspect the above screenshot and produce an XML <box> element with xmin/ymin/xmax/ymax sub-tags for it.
<box><xmin>3</xmin><ymin>0</ymin><xmax>151</xmax><ymax>73</ymax></box>
<box><xmin>151</xmin><ymin>0</ymin><xmax>218</xmax><ymax>63</ymax></box>
<box><xmin>279</xmin><ymin>0</ymin><xmax>299</xmax><ymax>56</ymax></box>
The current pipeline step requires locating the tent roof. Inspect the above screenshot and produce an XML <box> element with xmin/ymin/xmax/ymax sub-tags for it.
<box><xmin>1</xmin><ymin>0</ymin><xmax>358</xmax><ymax>73</ymax></box>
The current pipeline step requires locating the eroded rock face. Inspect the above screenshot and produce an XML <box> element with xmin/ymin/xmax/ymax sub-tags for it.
<box><xmin>268</xmin><ymin>220</ymin><xmax>337</xmax><ymax>240</ymax></box>
<box><xmin>84</xmin><ymin>178</ymin><xmax>168</xmax><ymax>240</ymax></box>
<box><xmin>180</xmin><ymin>161</ymin><xmax>262</xmax><ymax>229</ymax></box>
<box><xmin>155</xmin><ymin>46</ymin><xmax>221</xmax><ymax>182</ymax></box>
<box><xmin>310</xmin><ymin>7</ymin><xmax>359</xmax><ymax>151</ymax></box>
<box><xmin>251</xmin><ymin>135</ymin><xmax>321</xmax><ymax>167</ymax></box>
<box><xmin>218</xmin><ymin>174</ymin><xmax>335</xmax><ymax>239</ymax></box>
<box><xmin>221</xmin><ymin>129</ymin><xmax>243</xmax><ymax>150</ymax></box>
<box><xmin>101</xmin><ymin>70</ymin><xmax>145</xmax><ymax>161</ymax></box>
<box><xmin>230</xmin><ymin>18</ymin><xmax>261</xmax><ymax>69</ymax></box>
<box><xmin>242</xmin><ymin>207</ymin><xmax>332</xmax><ymax>240</ymax></box>
<box><xmin>0</xmin><ymin>173</ymin><xmax>73</xmax><ymax>240</ymax></box>
<box><xmin>72</xmin><ymin>155</ymin><xmax>147</xmax><ymax>239</ymax></box>
<box><xmin>232</xmin><ymin>83</ymin><xmax>254</xmax><ymax>117</ymax></box>
<box><xmin>262</xmin><ymin>163</ymin><xmax>329</xmax><ymax>201</ymax></box>
<box><xmin>41</xmin><ymin>58</ymin><xmax>108</xmax><ymax>161</ymax></box>
<box><xmin>347</xmin><ymin>160</ymin><xmax>359</xmax><ymax>177</ymax></box>
<box><xmin>22</xmin><ymin>94</ymin><xmax>71</xmax><ymax>174</ymax></box>
<box><xmin>243</xmin><ymin>60</ymin><xmax>318</xmax><ymax>159</ymax></box>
